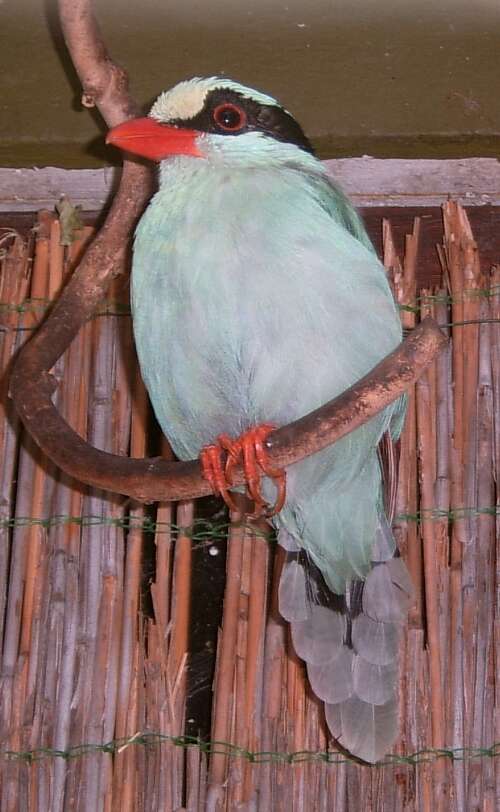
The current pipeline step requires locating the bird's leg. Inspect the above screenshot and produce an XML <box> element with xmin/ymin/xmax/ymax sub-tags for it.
<box><xmin>225</xmin><ymin>424</ymin><xmax>286</xmax><ymax>518</ymax></box>
<box><xmin>199</xmin><ymin>442</ymin><xmax>241</xmax><ymax>512</ymax></box>
<box><xmin>200</xmin><ymin>425</ymin><xmax>286</xmax><ymax>517</ymax></box>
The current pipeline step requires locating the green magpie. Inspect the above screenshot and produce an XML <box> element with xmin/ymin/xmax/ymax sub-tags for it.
<box><xmin>107</xmin><ymin>76</ymin><xmax>413</xmax><ymax>763</ymax></box>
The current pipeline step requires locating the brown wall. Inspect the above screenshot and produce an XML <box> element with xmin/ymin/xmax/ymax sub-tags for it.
<box><xmin>1</xmin><ymin>0</ymin><xmax>499</xmax><ymax>167</ymax></box>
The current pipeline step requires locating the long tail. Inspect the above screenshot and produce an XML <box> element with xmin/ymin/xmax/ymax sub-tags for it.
<box><xmin>277</xmin><ymin>436</ymin><xmax>413</xmax><ymax>764</ymax></box>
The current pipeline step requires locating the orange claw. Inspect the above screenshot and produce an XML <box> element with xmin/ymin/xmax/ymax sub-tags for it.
<box><xmin>199</xmin><ymin>443</ymin><xmax>240</xmax><ymax>512</ymax></box>
<box><xmin>250</xmin><ymin>424</ymin><xmax>286</xmax><ymax>517</ymax></box>
<box><xmin>200</xmin><ymin>424</ymin><xmax>286</xmax><ymax>518</ymax></box>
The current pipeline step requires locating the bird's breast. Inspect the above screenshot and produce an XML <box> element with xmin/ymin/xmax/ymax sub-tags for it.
<box><xmin>131</xmin><ymin>165</ymin><xmax>401</xmax><ymax>457</ymax></box>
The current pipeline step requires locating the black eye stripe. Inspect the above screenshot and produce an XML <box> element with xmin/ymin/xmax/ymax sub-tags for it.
<box><xmin>170</xmin><ymin>88</ymin><xmax>314</xmax><ymax>154</ymax></box>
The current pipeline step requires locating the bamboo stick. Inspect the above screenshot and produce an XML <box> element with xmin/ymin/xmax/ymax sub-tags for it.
<box><xmin>0</xmin><ymin>229</ymin><xmax>32</xmax><ymax>644</ymax></box>
<box><xmin>466</xmin><ymin>289</ymin><xmax>496</xmax><ymax>810</ymax></box>
<box><xmin>185</xmin><ymin>745</ymin><xmax>205</xmax><ymax>812</ymax></box>
<box><xmin>206</xmin><ymin>505</ymin><xmax>246</xmax><ymax>808</ymax></box>
<box><xmin>242</xmin><ymin>520</ymin><xmax>270</xmax><ymax>804</ymax></box>
<box><xmin>384</xmin><ymin>217</ymin><xmax>422</xmax><ymax>629</ymax></box>
<box><xmin>432</xmin><ymin>290</ymin><xmax>451</xmax><ymax>673</ymax></box>
<box><xmin>150</xmin><ymin>435</ymin><xmax>176</xmax><ymax>635</ymax></box>
<box><xmin>384</xmin><ymin>217</ymin><xmax>424</xmax><ymax>810</ymax></box>
<box><xmin>458</xmin><ymin>215</ymin><xmax>482</xmax><ymax>790</ymax></box>
<box><xmin>227</xmin><ymin>527</ymin><xmax>252</xmax><ymax>807</ymax></box>
<box><xmin>0</xmin><ymin>231</ymin><xmax>29</xmax><ymax>613</ymax></box>
<box><xmin>441</xmin><ymin>202</ymin><xmax>495</xmax><ymax>809</ymax></box>
<box><xmin>148</xmin><ymin>526</ymin><xmax>175</xmax><ymax>804</ymax></box>
<box><xmin>51</xmin><ymin>227</ymin><xmax>94</xmax><ymax>807</ymax></box>
<box><xmin>440</xmin><ymin>203</ymin><xmax>466</xmax><ymax>811</ymax></box>
<box><xmin>490</xmin><ymin>265</ymin><xmax>500</xmax><ymax>812</ymax></box>
<box><xmin>260</xmin><ymin>544</ymin><xmax>287</xmax><ymax>811</ymax></box>
<box><xmin>168</xmin><ymin>499</ymin><xmax>193</xmax><ymax>808</ymax></box>
<box><xmin>113</xmin><ymin>365</ymin><xmax>149</xmax><ymax>810</ymax></box>
<box><xmin>56</xmin><ymin>237</ymin><xmax>98</xmax><ymax>808</ymax></box>
<box><xmin>416</xmin><ymin>290</ymin><xmax>449</xmax><ymax>809</ymax></box>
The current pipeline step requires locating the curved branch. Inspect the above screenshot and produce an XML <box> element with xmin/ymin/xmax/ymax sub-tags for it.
<box><xmin>11</xmin><ymin>318</ymin><xmax>446</xmax><ymax>503</ymax></box>
<box><xmin>9</xmin><ymin>0</ymin><xmax>448</xmax><ymax>504</ymax></box>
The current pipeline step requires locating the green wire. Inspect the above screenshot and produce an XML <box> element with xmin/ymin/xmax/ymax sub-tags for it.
<box><xmin>3</xmin><ymin>734</ymin><xmax>499</xmax><ymax>766</ymax></box>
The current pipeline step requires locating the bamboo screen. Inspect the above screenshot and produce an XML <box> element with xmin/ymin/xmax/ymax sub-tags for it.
<box><xmin>0</xmin><ymin>204</ymin><xmax>498</xmax><ymax>810</ymax></box>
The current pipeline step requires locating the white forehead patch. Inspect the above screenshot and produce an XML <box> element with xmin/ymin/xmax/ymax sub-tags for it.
<box><xmin>149</xmin><ymin>76</ymin><xmax>281</xmax><ymax>123</ymax></box>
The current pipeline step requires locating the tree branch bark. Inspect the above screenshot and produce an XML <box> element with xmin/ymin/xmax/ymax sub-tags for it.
<box><xmin>11</xmin><ymin>312</ymin><xmax>445</xmax><ymax>503</ymax></box>
<box><xmin>9</xmin><ymin>0</ymin><xmax>447</xmax><ymax>504</ymax></box>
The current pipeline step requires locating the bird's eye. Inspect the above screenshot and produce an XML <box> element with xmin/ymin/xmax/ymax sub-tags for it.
<box><xmin>213</xmin><ymin>103</ymin><xmax>247</xmax><ymax>132</ymax></box>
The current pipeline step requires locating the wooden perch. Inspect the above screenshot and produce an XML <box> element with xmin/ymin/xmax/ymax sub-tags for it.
<box><xmin>9</xmin><ymin>0</ymin><xmax>447</xmax><ymax>504</ymax></box>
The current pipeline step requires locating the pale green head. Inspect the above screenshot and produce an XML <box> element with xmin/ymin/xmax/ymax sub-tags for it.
<box><xmin>107</xmin><ymin>76</ymin><xmax>319</xmax><ymax>170</ymax></box>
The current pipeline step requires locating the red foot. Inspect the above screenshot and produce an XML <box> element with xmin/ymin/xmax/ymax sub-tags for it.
<box><xmin>200</xmin><ymin>424</ymin><xmax>286</xmax><ymax>518</ymax></box>
<box><xmin>200</xmin><ymin>442</ymin><xmax>241</xmax><ymax>513</ymax></box>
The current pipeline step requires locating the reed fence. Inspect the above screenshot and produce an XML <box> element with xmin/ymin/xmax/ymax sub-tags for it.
<box><xmin>0</xmin><ymin>202</ymin><xmax>498</xmax><ymax>810</ymax></box>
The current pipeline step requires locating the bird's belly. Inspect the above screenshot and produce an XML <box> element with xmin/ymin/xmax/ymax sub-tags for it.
<box><xmin>131</xmin><ymin>181</ymin><xmax>401</xmax><ymax>462</ymax></box>
<box><xmin>133</xmin><ymin>262</ymin><xmax>394</xmax><ymax>468</ymax></box>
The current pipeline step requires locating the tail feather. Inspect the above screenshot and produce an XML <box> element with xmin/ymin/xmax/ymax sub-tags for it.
<box><xmin>362</xmin><ymin>559</ymin><xmax>413</xmax><ymax>622</ymax></box>
<box><xmin>276</xmin><ymin>435</ymin><xmax>413</xmax><ymax>763</ymax></box>
<box><xmin>307</xmin><ymin>649</ymin><xmax>353</xmax><ymax>703</ymax></box>
<box><xmin>384</xmin><ymin>558</ymin><xmax>415</xmax><ymax>603</ymax></box>
<box><xmin>371</xmin><ymin>514</ymin><xmax>396</xmax><ymax>562</ymax></box>
<box><xmin>352</xmin><ymin>658</ymin><xmax>398</xmax><ymax>705</ymax></box>
<box><xmin>325</xmin><ymin>695</ymin><xmax>399</xmax><ymax>764</ymax></box>
<box><xmin>278</xmin><ymin>558</ymin><xmax>310</xmax><ymax>622</ymax></box>
<box><xmin>291</xmin><ymin>605</ymin><xmax>345</xmax><ymax>666</ymax></box>
<box><xmin>351</xmin><ymin>613</ymin><xmax>401</xmax><ymax>667</ymax></box>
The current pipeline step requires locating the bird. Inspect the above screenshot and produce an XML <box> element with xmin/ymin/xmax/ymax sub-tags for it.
<box><xmin>106</xmin><ymin>76</ymin><xmax>413</xmax><ymax>763</ymax></box>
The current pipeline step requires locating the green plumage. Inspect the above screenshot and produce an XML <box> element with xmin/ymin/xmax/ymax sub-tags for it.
<box><xmin>133</xmin><ymin>144</ymin><xmax>402</xmax><ymax>591</ymax></box>
<box><xmin>128</xmin><ymin>79</ymin><xmax>412</xmax><ymax>762</ymax></box>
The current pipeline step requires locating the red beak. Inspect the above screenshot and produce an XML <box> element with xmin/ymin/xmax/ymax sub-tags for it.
<box><xmin>106</xmin><ymin>117</ymin><xmax>202</xmax><ymax>160</ymax></box>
